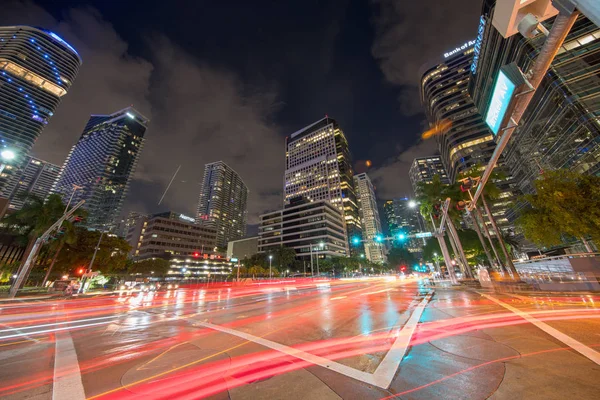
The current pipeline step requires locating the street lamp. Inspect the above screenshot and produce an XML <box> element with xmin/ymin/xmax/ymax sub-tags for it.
<box><xmin>269</xmin><ymin>255</ymin><xmax>273</xmax><ymax>280</ymax></box>
<box><xmin>316</xmin><ymin>242</ymin><xmax>324</xmax><ymax>277</ymax></box>
<box><xmin>408</xmin><ymin>200</ymin><xmax>417</xmax><ymax>208</ymax></box>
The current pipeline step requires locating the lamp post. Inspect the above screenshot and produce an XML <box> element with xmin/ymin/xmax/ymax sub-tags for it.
<box><xmin>316</xmin><ymin>242</ymin><xmax>324</xmax><ymax>277</ymax></box>
<box><xmin>269</xmin><ymin>255</ymin><xmax>273</xmax><ymax>280</ymax></box>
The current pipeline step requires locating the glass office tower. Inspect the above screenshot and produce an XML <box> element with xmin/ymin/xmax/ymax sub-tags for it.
<box><xmin>53</xmin><ymin>107</ymin><xmax>148</xmax><ymax>230</ymax></box>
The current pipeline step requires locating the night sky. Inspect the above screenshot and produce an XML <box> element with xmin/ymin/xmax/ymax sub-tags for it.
<box><xmin>1</xmin><ymin>0</ymin><xmax>482</xmax><ymax>227</ymax></box>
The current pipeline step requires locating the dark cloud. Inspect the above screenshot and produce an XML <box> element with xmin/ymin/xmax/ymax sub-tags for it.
<box><xmin>368</xmin><ymin>0</ymin><xmax>481</xmax><ymax>197</ymax></box>
<box><xmin>371</xmin><ymin>0</ymin><xmax>482</xmax><ymax>114</ymax></box>
<box><xmin>369</xmin><ymin>139</ymin><xmax>438</xmax><ymax>199</ymax></box>
<box><xmin>1</xmin><ymin>1</ymin><xmax>284</xmax><ymax>224</ymax></box>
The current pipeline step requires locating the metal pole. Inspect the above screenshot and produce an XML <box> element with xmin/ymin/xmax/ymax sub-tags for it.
<box><xmin>481</xmin><ymin>194</ymin><xmax>519</xmax><ymax>279</ymax></box>
<box><xmin>475</xmin><ymin>206</ymin><xmax>504</xmax><ymax>273</ymax></box>
<box><xmin>316</xmin><ymin>247</ymin><xmax>320</xmax><ymax>277</ymax></box>
<box><xmin>430</xmin><ymin>214</ymin><xmax>457</xmax><ymax>285</ymax></box>
<box><xmin>469</xmin><ymin>211</ymin><xmax>495</xmax><ymax>269</ymax></box>
<box><xmin>310</xmin><ymin>246</ymin><xmax>314</xmax><ymax>277</ymax></box>
<box><xmin>446</xmin><ymin>218</ymin><xmax>472</xmax><ymax>278</ymax></box>
<box><xmin>236</xmin><ymin>260</ymin><xmax>240</xmax><ymax>282</ymax></box>
<box><xmin>64</xmin><ymin>184</ymin><xmax>82</xmax><ymax>214</ymax></box>
<box><xmin>470</xmin><ymin>11</ymin><xmax>579</xmax><ymax>209</ymax></box>
<box><xmin>80</xmin><ymin>231</ymin><xmax>103</xmax><ymax>293</ymax></box>
<box><xmin>269</xmin><ymin>257</ymin><xmax>272</xmax><ymax>280</ymax></box>
<box><xmin>9</xmin><ymin>200</ymin><xmax>85</xmax><ymax>298</ymax></box>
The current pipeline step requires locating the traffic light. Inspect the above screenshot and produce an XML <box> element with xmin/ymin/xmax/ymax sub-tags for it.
<box><xmin>67</xmin><ymin>214</ymin><xmax>84</xmax><ymax>224</ymax></box>
<box><xmin>433</xmin><ymin>204</ymin><xmax>441</xmax><ymax>219</ymax></box>
<box><xmin>397</xmin><ymin>233</ymin><xmax>406</xmax><ymax>241</ymax></box>
<box><xmin>352</xmin><ymin>237</ymin><xmax>360</xmax><ymax>245</ymax></box>
<box><xmin>374</xmin><ymin>234</ymin><xmax>383</xmax><ymax>243</ymax></box>
<box><xmin>193</xmin><ymin>252</ymin><xmax>199</xmax><ymax>257</ymax></box>
<box><xmin>456</xmin><ymin>200</ymin><xmax>467</xmax><ymax>211</ymax></box>
<box><xmin>77</xmin><ymin>268</ymin><xmax>84</xmax><ymax>274</ymax></box>
<box><xmin>400</xmin><ymin>265</ymin><xmax>406</xmax><ymax>272</ymax></box>
<box><xmin>460</xmin><ymin>177</ymin><xmax>473</xmax><ymax>192</ymax></box>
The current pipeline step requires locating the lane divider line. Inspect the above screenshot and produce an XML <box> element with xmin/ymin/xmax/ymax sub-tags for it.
<box><xmin>372</xmin><ymin>291</ymin><xmax>433</xmax><ymax>388</ymax></box>
<box><xmin>195</xmin><ymin>290</ymin><xmax>434</xmax><ymax>389</ymax></box>
<box><xmin>53</xmin><ymin>331</ymin><xmax>85</xmax><ymax>400</ymax></box>
<box><xmin>477</xmin><ymin>292</ymin><xmax>600</xmax><ymax>366</ymax></box>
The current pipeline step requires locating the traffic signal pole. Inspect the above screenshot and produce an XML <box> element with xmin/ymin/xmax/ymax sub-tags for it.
<box><xmin>9</xmin><ymin>200</ymin><xmax>86</xmax><ymax>298</ymax></box>
<box><xmin>469</xmin><ymin>10</ymin><xmax>578</xmax><ymax>209</ymax></box>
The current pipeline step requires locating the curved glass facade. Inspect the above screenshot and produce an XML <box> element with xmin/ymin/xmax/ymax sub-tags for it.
<box><xmin>470</xmin><ymin>6</ymin><xmax>600</xmax><ymax>220</ymax></box>
<box><xmin>420</xmin><ymin>47</ymin><xmax>496</xmax><ymax>182</ymax></box>
<box><xmin>0</xmin><ymin>26</ymin><xmax>81</xmax><ymax>194</ymax></box>
<box><xmin>53</xmin><ymin>107</ymin><xmax>148</xmax><ymax>231</ymax></box>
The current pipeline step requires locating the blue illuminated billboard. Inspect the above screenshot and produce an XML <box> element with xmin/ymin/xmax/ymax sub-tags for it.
<box><xmin>485</xmin><ymin>69</ymin><xmax>517</xmax><ymax>135</ymax></box>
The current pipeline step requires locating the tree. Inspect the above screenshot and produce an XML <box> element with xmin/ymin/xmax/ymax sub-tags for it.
<box><xmin>416</xmin><ymin>174</ymin><xmax>471</xmax><ymax>279</ymax></box>
<box><xmin>271</xmin><ymin>246</ymin><xmax>296</xmax><ymax>271</ymax></box>
<box><xmin>2</xmin><ymin>194</ymin><xmax>85</xmax><ymax>287</ymax></box>
<box><xmin>459</xmin><ymin>164</ymin><xmax>518</xmax><ymax>277</ymax></box>
<box><xmin>53</xmin><ymin>228</ymin><xmax>131</xmax><ymax>275</ymax></box>
<box><xmin>129</xmin><ymin>258</ymin><xmax>170</xmax><ymax>277</ymax></box>
<box><xmin>516</xmin><ymin>170</ymin><xmax>600</xmax><ymax>250</ymax></box>
<box><xmin>41</xmin><ymin>208</ymin><xmax>88</xmax><ymax>286</ymax></box>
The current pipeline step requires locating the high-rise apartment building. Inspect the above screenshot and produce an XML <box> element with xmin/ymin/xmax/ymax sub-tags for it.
<box><xmin>284</xmin><ymin>117</ymin><xmax>361</xmax><ymax>249</ymax></box>
<box><xmin>53</xmin><ymin>107</ymin><xmax>148</xmax><ymax>231</ymax></box>
<box><xmin>0</xmin><ymin>26</ymin><xmax>81</xmax><ymax>195</ymax></box>
<box><xmin>117</xmin><ymin>211</ymin><xmax>146</xmax><ymax>238</ymax></box>
<box><xmin>196</xmin><ymin>161</ymin><xmax>248</xmax><ymax>248</ymax></box>
<box><xmin>409</xmin><ymin>156</ymin><xmax>450</xmax><ymax>194</ymax></box>
<box><xmin>469</xmin><ymin>3</ymin><xmax>600</xmax><ymax>228</ymax></box>
<box><xmin>3</xmin><ymin>156</ymin><xmax>61</xmax><ymax>211</ymax></box>
<box><xmin>354</xmin><ymin>173</ymin><xmax>386</xmax><ymax>263</ymax></box>
<box><xmin>420</xmin><ymin>41</ymin><xmax>495</xmax><ymax>182</ymax></box>
<box><xmin>420</xmin><ymin>39</ymin><xmax>517</xmax><ymax>232</ymax></box>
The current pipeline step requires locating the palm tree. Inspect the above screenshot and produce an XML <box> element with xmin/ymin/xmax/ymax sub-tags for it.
<box><xmin>3</xmin><ymin>194</ymin><xmax>84</xmax><ymax>289</ymax></box>
<box><xmin>41</xmin><ymin>219</ymin><xmax>79</xmax><ymax>286</ymax></box>
<box><xmin>459</xmin><ymin>165</ymin><xmax>519</xmax><ymax>279</ymax></box>
<box><xmin>416</xmin><ymin>175</ymin><xmax>472</xmax><ymax>279</ymax></box>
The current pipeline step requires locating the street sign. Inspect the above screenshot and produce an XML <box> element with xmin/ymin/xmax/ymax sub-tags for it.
<box><xmin>230</xmin><ymin>258</ymin><xmax>239</xmax><ymax>263</ymax></box>
<box><xmin>415</xmin><ymin>232</ymin><xmax>433</xmax><ymax>239</ymax></box>
<box><xmin>82</xmin><ymin>271</ymin><xmax>99</xmax><ymax>278</ymax></box>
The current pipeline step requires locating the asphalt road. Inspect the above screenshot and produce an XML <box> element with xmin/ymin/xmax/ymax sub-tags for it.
<box><xmin>0</xmin><ymin>277</ymin><xmax>599</xmax><ymax>399</ymax></box>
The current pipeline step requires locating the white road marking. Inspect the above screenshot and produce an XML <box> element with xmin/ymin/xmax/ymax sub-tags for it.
<box><xmin>0</xmin><ymin>315</ymin><xmax>117</xmax><ymax>333</ymax></box>
<box><xmin>194</xmin><ymin>320</ymin><xmax>379</xmax><ymax>386</ymax></box>
<box><xmin>195</xmin><ymin>290</ymin><xmax>433</xmax><ymax>389</ymax></box>
<box><xmin>372</xmin><ymin>292</ymin><xmax>432</xmax><ymax>388</ymax></box>
<box><xmin>0</xmin><ymin>320</ymin><xmax>117</xmax><ymax>340</ymax></box>
<box><xmin>52</xmin><ymin>331</ymin><xmax>85</xmax><ymax>400</ymax></box>
<box><xmin>478</xmin><ymin>292</ymin><xmax>600</xmax><ymax>366</ymax></box>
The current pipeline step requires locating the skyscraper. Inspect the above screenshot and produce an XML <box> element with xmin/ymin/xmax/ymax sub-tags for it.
<box><xmin>409</xmin><ymin>156</ymin><xmax>450</xmax><ymax>194</ymax></box>
<box><xmin>0</xmin><ymin>26</ymin><xmax>81</xmax><ymax>195</ymax></box>
<box><xmin>383</xmin><ymin>198</ymin><xmax>425</xmax><ymax>253</ymax></box>
<box><xmin>196</xmin><ymin>161</ymin><xmax>248</xmax><ymax>248</ymax></box>
<box><xmin>469</xmin><ymin>3</ymin><xmax>600</xmax><ymax>227</ymax></box>
<box><xmin>420</xmin><ymin>41</ymin><xmax>494</xmax><ymax>182</ymax></box>
<box><xmin>3</xmin><ymin>156</ymin><xmax>61</xmax><ymax>211</ymax></box>
<box><xmin>354</xmin><ymin>173</ymin><xmax>386</xmax><ymax>263</ymax></box>
<box><xmin>420</xmin><ymin>40</ymin><xmax>517</xmax><ymax>232</ymax></box>
<box><xmin>53</xmin><ymin>107</ymin><xmax>148</xmax><ymax>231</ymax></box>
<box><xmin>284</xmin><ymin>117</ymin><xmax>361</xmax><ymax>249</ymax></box>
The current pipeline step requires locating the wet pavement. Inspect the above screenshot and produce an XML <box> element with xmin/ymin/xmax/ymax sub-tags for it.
<box><xmin>0</xmin><ymin>277</ymin><xmax>598</xmax><ymax>399</ymax></box>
